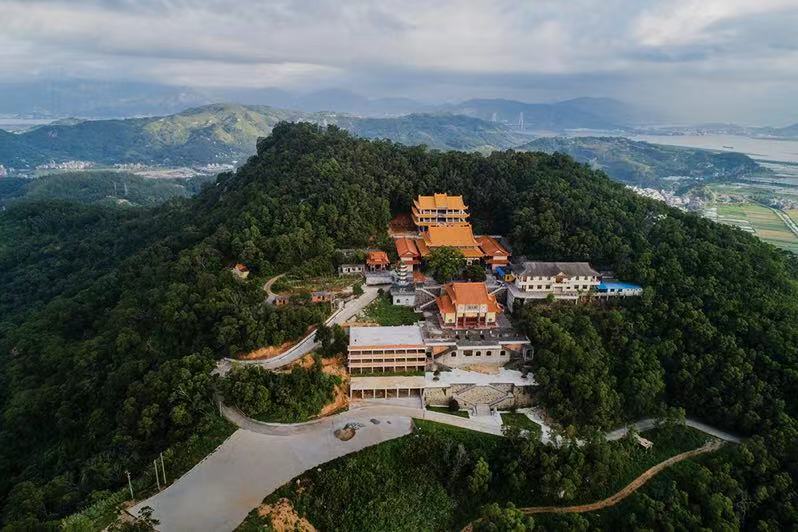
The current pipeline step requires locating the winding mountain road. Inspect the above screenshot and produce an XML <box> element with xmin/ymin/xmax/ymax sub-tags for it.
<box><xmin>262</xmin><ymin>273</ymin><xmax>286</xmax><ymax>304</ymax></box>
<box><xmin>462</xmin><ymin>440</ymin><xmax>725</xmax><ymax>530</ymax></box>
<box><xmin>140</xmin><ymin>402</ymin><xmax>741</xmax><ymax>532</ymax></box>
<box><xmin>214</xmin><ymin>284</ymin><xmax>384</xmax><ymax>375</ymax></box>
<box><xmin>605</xmin><ymin>418</ymin><xmax>741</xmax><ymax>444</ymax></box>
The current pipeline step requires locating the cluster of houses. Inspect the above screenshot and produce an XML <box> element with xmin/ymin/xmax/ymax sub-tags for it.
<box><xmin>340</xmin><ymin>193</ymin><xmax>642</xmax><ymax>413</ymax></box>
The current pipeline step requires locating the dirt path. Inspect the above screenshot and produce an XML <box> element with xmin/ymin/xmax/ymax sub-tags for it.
<box><xmin>462</xmin><ymin>440</ymin><xmax>723</xmax><ymax>530</ymax></box>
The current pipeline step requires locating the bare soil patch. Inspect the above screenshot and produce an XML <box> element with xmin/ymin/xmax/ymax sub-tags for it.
<box><xmin>318</xmin><ymin>358</ymin><xmax>350</xmax><ymax>417</ymax></box>
<box><xmin>388</xmin><ymin>212</ymin><xmax>415</xmax><ymax>235</ymax></box>
<box><xmin>238</xmin><ymin>340</ymin><xmax>296</xmax><ymax>361</ymax></box>
<box><xmin>288</xmin><ymin>355</ymin><xmax>350</xmax><ymax>416</ymax></box>
<box><xmin>257</xmin><ymin>498</ymin><xmax>315</xmax><ymax>532</ymax></box>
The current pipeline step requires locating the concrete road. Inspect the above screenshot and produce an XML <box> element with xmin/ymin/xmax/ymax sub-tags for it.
<box><xmin>262</xmin><ymin>273</ymin><xmax>286</xmax><ymax>305</ymax></box>
<box><xmin>220</xmin><ymin>400</ymin><xmax>505</xmax><ymax>436</ymax></box>
<box><xmin>215</xmin><ymin>285</ymin><xmax>384</xmax><ymax>375</ymax></box>
<box><xmin>130</xmin><ymin>413</ymin><xmax>412</xmax><ymax>532</ymax></box>
<box><xmin>605</xmin><ymin>418</ymin><xmax>742</xmax><ymax>443</ymax></box>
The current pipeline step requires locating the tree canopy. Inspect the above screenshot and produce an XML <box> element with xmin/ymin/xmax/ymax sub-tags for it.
<box><xmin>427</xmin><ymin>246</ymin><xmax>467</xmax><ymax>282</ymax></box>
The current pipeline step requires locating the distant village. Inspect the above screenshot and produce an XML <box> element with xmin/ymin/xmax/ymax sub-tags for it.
<box><xmin>336</xmin><ymin>193</ymin><xmax>642</xmax><ymax>411</ymax></box>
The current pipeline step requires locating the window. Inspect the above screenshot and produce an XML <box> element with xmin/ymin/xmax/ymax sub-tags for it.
<box><xmin>464</xmin><ymin>350</ymin><xmax>473</xmax><ymax>356</ymax></box>
<box><xmin>500</xmin><ymin>350</ymin><xmax>506</xmax><ymax>357</ymax></box>
<box><xmin>476</xmin><ymin>351</ymin><xmax>481</xmax><ymax>356</ymax></box>
<box><xmin>486</xmin><ymin>351</ymin><xmax>492</xmax><ymax>356</ymax></box>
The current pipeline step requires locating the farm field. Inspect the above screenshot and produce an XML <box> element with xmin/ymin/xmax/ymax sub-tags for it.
<box><xmin>705</xmin><ymin>202</ymin><xmax>798</xmax><ymax>253</ymax></box>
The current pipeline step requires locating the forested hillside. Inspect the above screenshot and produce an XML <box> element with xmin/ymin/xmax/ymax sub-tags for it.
<box><xmin>519</xmin><ymin>136</ymin><xmax>766</xmax><ymax>187</ymax></box>
<box><xmin>0</xmin><ymin>172</ymin><xmax>212</xmax><ymax>208</ymax></box>
<box><xmin>1</xmin><ymin>123</ymin><xmax>796</xmax><ymax>529</ymax></box>
<box><xmin>0</xmin><ymin>104</ymin><xmax>524</xmax><ymax>168</ymax></box>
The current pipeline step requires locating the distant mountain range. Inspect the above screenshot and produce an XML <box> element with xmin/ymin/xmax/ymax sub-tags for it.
<box><xmin>519</xmin><ymin>136</ymin><xmax>767</xmax><ymax>187</ymax></box>
<box><xmin>0</xmin><ymin>104</ymin><xmax>772</xmax><ymax>189</ymax></box>
<box><xmin>439</xmin><ymin>97</ymin><xmax>653</xmax><ymax>130</ymax></box>
<box><xmin>0</xmin><ymin>80</ymin><xmax>211</xmax><ymax>118</ymax></box>
<box><xmin>0</xmin><ymin>104</ymin><xmax>530</xmax><ymax>168</ymax></box>
<box><xmin>0</xmin><ymin>79</ymin><xmax>651</xmax><ymax>128</ymax></box>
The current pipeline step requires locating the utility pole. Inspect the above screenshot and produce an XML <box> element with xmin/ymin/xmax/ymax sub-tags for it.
<box><xmin>160</xmin><ymin>452</ymin><xmax>167</xmax><ymax>485</ymax></box>
<box><xmin>126</xmin><ymin>471</ymin><xmax>134</xmax><ymax>500</ymax></box>
<box><xmin>154</xmin><ymin>460</ymin><xmax>161</xmax><ymax>491</ymax></box>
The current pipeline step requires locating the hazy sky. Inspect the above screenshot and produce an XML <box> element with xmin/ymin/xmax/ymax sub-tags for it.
<box><xmin>2</xmin><ymin>0</ymin><xmax>798</xmax><ymax>124</ymax></box>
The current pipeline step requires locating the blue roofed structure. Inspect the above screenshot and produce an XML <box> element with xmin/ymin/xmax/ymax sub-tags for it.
<box><xmin>596</xmin><ymin>281</ymin><xmax>643</xmax><ymax>297</ymax></box>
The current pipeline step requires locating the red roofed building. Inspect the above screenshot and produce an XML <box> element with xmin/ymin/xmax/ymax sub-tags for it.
<box><xmin>476</xmin><ymin>235</ymin><xmax>511</xmax><ymax>271</ymax></box>
<box><xmin>366</xmin><ymin>250</ymin><xmax>390</xmax><ymax>271</ymax></box>
<box><xmin>436</xmin><ymin>282</ymin><xmax>502</xmax><ymax>329</ymax></box>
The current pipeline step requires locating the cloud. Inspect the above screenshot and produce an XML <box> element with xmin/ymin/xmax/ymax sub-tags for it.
<box><xmin>0</xmin><ymin>0</ymin><xmax>796</xmax><ymax>123</ymax></box>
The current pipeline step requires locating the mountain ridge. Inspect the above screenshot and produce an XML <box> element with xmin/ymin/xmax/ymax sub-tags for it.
<box><xmin>0</xmin><ymin>104</ymin><xmax>530</xmax><ymax>168</ymax></box>
<box><xmin>518</xmin><ymin>136</ymin><xmax>767</xmax><ymax>187</ymax></box>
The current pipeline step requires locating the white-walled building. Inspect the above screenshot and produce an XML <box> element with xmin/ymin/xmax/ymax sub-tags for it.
<box><xmin>507</xmin><ymin>261</ymin><xmax>600</xmax><ymax>310</ymax></box>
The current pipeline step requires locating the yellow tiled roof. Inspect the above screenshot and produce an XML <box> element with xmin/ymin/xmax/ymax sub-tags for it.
<box><xmin>414</xmin><ymin>193</ymin><xmax>467</xmax><ymax>211</ymax></box>
<box><xmin>423</xmin><ymin>223</ymin><xmax>479</xmax><ymax>248</ymax></box>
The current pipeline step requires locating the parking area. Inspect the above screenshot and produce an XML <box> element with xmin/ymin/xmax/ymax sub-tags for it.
<box><xmin>130</xmin><ymin>414</ymin><xmax>412</xmax><ymax>532</ymax></box>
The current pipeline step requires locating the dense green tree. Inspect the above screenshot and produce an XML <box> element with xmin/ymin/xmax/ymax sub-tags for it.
<box><xmin>463</xmin><ymin>263</ymin><xmax>487</xmax><ymax>281</ymax></box>
<box><xmin>428</xmin><ymin>246</ymin><xmax>466</xmax><ymax>282</ymax></box>
<box><xmin>475</xmin><ymin>502</ymin><xmax>534</xmax><ymax>532</ymax></box>
<box><xmin>468</xmin><ymin>457</ymin><xmax>493</xmax><ymax>495</ymax></box>
<box><xmin>219</xmin><ymin>365</ymin><xmax>338</xmax><ymax>423</ymax></box>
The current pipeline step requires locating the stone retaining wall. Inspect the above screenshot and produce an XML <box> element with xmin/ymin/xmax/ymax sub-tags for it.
<box><xmin>425</xmin><ymin>383</ymin><xmax>534</xmax><ymax>409</ymax></box>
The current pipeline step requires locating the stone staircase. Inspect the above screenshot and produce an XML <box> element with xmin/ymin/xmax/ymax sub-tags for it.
<box><xmin>452</xmin><ymin>383</ymin><xmax>512</xmax><ymax>410</ymax></box>
<box><xmin>415</xmin><ymin>286</ymin><xmax>440</xmax><ymax>310</ymax></box>
<box><xmin>474</xmin><ymin>404</ymin><xmax>491</xmax><ymax>417</ymax></box>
